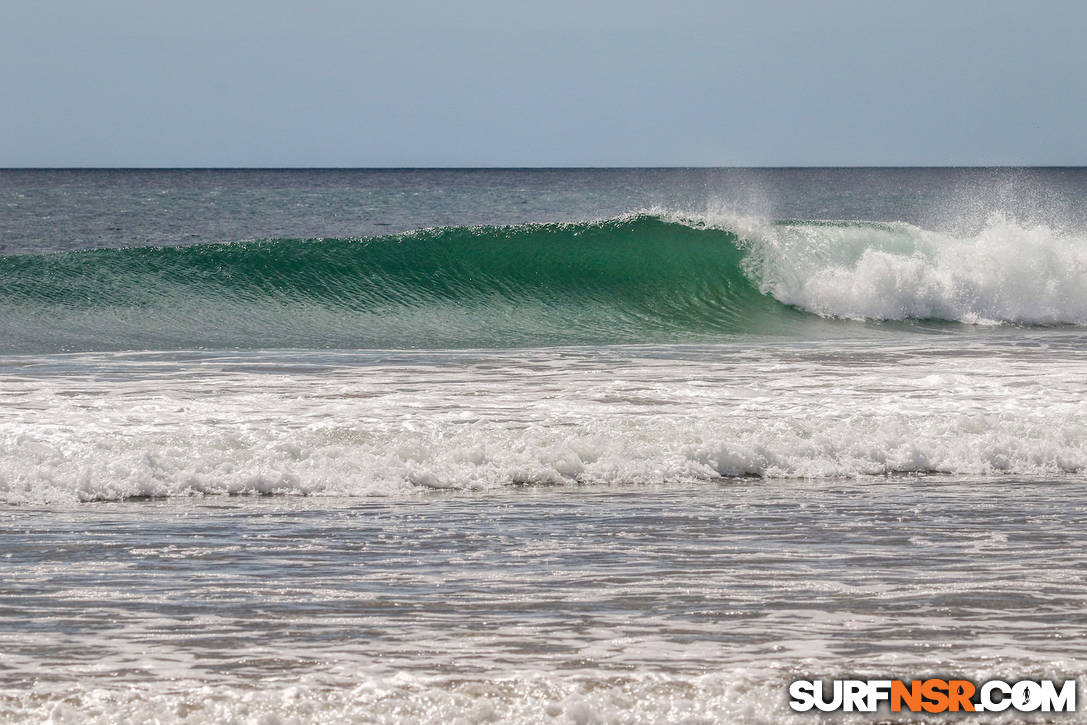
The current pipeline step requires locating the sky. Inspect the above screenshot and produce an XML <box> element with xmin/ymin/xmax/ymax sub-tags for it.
<box><xmin>1</xmin><ymin>0</ymin><xmax>1085</xmax><ymax>167</ymax></box>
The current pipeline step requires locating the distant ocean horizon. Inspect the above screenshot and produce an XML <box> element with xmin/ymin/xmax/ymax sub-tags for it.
<box><xmin>2</xmin><ymin>167</ymin><xmax>1086</xmax><ymax>723</ymax></box>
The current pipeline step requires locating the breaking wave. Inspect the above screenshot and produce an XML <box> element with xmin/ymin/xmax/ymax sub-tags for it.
<box><xmin>3</xmin><ymin>212</ymin><xmax>1086</xmax><ymax>353</ymax></box>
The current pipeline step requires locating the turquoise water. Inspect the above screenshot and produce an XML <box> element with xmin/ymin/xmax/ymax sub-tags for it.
<box><xmin>6</xmin><ymin>210</ymin><xmax>1087</xmax><ymax>352</ymax></box>
<box><xmin>0</xmin><ymin>216</ymin><xmax>798</xmax><ymax>351</ymax></box>
<box><xmin>1</xmin><ymin>169</ymin><xmax>1086</xmax><ymax>723</ymax></box>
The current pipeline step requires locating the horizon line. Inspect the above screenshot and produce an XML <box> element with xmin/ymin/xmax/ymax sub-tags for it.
<box><xmin>2</xmin><ymin>165</ymin><xmax>1086</xmax><ymax>171</ymax></box>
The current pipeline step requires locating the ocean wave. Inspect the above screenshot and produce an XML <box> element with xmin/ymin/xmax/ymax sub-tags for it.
<box><xmin>2</xmin><ymin>212</ymin><xmax>1086</xmax><ymax>353</ymax></box>
<box><xmin>0</xmin><ymin>215</ymin><xmax>783</xmax><ymax>352</ymax></box>
<box><xmin>730</xmin><ymin>212</ymin><xmax>1087</xmax><ymax>325</ymax></box>
<box><xmin>3</xmin><ymin>370</ymin><xmax>1084</xmax><ymax>504</ymax></box>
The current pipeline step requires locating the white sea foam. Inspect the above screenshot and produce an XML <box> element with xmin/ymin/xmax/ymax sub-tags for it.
<box><xmin>2</xmin><ymin>340</ymin><xmax>1085</xmax><ymax>504</ymax></box>
<box><xmin>660</xmin><ymin>208</ymin><xmax>1087</xmax><ymax>325</ymax></box>
<box><xmin>752</xmin><ymin>215</ymin><xmax>1087</xmax><ymax>324</ymax></box>
<box><xmin>5</xmin><ymin>667</ymin><xmax>1084</xmax><ymax>724</ymax></box>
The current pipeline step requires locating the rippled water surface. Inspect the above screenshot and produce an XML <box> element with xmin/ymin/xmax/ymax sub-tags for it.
<box><xmin>3</xmin><ymin>477</ymin><xmax>1086</xmax><ymax>722</ymax></box>
<box><xmin>3</xmin><ymin>169</ymin><xmax>1087</xmax><ymax>722</ymax></box>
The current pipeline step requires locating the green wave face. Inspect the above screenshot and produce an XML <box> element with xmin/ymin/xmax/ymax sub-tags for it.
<box><xmin>0</xmin><ymin>215</ymin><xmax>817</xmax><ymax>353</ymax></box>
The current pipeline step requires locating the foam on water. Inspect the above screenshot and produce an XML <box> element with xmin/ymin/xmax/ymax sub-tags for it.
<box><xmin>5</xmin><ymin>445</ymin><xmax>1086</xmax><ymax>725</ymax></box>
<box><xmin>3</xmin><ymin>338</ymin><xmax>1085</xmax><ymax>504</ymax></box>
<box><xmin>4</xmin><ymin>212</ymin><xmax>1087</xmax><ymax>354</ymax></box>
<box><xmin>725</xmin><ymin>212</ymin><xmax>1087</xmax><ymax>324</ymax></box>
<box><xmin>5</xmin><ymin>170</ymin><xmax>1087</xmax><ymax>725</ymax></box>
<box><xmin>8</xmin><ymin>667</ymin><xmax>1086</xmax><ymax>724</ymax></box>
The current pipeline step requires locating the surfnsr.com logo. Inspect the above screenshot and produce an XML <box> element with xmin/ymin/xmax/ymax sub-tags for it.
<box><xmin>789</xmin><ymin>679</ymin><xmax>1076</xmax><ymax>714</ymax></box>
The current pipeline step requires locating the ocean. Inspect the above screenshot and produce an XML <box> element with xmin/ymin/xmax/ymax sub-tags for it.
<box><xmin>1</xmin><ymin>168</ymin><xmax>1085</xmax><ymax>723</ymax></box>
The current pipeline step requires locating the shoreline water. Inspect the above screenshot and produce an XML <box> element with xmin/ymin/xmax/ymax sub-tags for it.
<box><xmin>4</xmin><ymin>479</ymin><xmax>1086</xmax><ymax>722</ymax></box>
<box><xmin>2</xmin><ymin>168</ymin><xmax>1086</xmax><ymax>722</ymax></box>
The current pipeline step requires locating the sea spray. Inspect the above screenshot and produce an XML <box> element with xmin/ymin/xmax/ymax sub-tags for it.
<box><xmin>3</xmin><ymin>213</ymin><xmax>1086</xmax><ymax>353</ymax></box>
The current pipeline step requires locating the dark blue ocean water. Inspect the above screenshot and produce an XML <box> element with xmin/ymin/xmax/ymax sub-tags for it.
<box><xmin>4</xmin><ymin>167</ymin><xmax>1087</xmax><ymax>255</ymax></box>
<box><xmin>1</xmin><ymin>169</ymin><xmax>1086</xmax><ymax>723</ymax></box>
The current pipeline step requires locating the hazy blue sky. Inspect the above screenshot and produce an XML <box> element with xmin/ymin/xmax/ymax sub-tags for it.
<box><xmin>2</xmin><ymin>1</ymin><xmax>1084</xmax><ymax>167</ymax></box>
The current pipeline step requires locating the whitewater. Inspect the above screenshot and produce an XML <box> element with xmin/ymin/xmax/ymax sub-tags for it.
<box><xmin>5</xmin><ymin>211</ymin><xmax>1087</xmax><ymax>353</ymax></box>
<box><xmin>2</xmin><ymin>168</ymin><xmax>1086</xmax><ymax>724</ymax></box>
<box><xmin>3</xmin><ymin>337</ymin><xmax>1087</xmax><ymax>504</ymax></box>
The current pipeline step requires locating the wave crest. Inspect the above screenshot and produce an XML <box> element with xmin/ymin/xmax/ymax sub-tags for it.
<box><xmin>735</xmin><ymin>213</ymin><xmax>1087</xmax><ymax>325</ymax></box>
<box><xmin>2</xmin><ymin>212</ymin><xmax>1086</xmax><ymax>352</ymax></box>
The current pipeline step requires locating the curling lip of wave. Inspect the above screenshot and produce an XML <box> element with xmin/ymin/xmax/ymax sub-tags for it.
<box><xmin>726</xmin><ymin>211</ymin><xmax>1087</xmax><ymax>326</ymax></box>
<box><xmin>1</xmin><ymin>212</ymin><xmax>1086</xmax><ymax>353</ymax></box>
<box><xmin>0</xmin><ymin>214</ymin><xmax>787</xmax><ymax>352</ymax></box>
